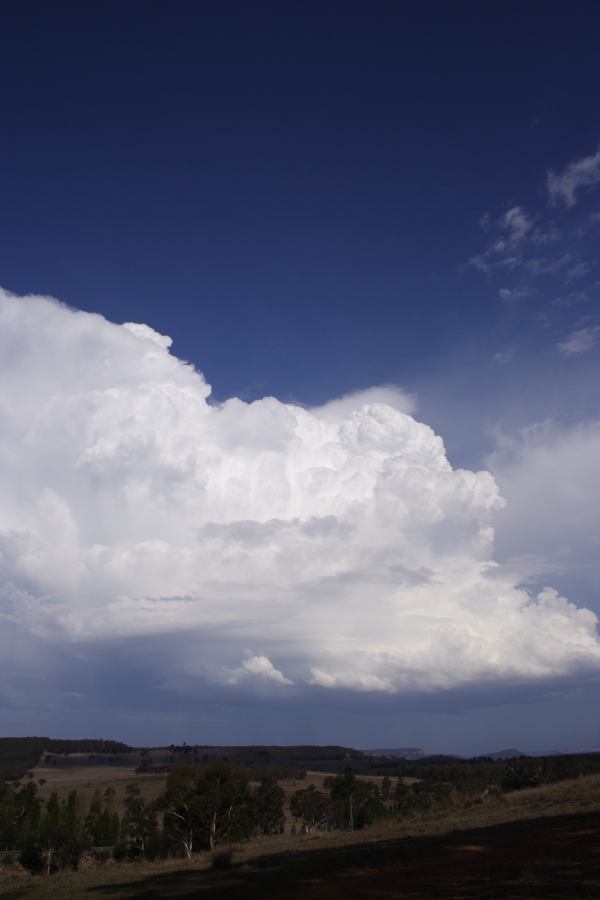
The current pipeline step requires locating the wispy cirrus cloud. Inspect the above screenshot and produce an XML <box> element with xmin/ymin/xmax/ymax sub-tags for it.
<box><xmin>468</xmin><ymin>206</ymin><xmax>535</xmax><ymax>273</ymax></box>
<box><xmin>501</xmin><ymin>206</ymin><xmax>533</xmax><ymax>242</ymax></box>
<box><xmin>547</xmin><ymin>146</ymin><xmax>600</xmax><ymax>207</ymax></box>
<box><xmin>498</xmin><ymin>287</ymin><xmax>532</xmax><ymax>302</ymax></box>
<box><xmin>566</xmin><ymin>260</ymin><xmax>591</xmax><ymax>281</ymax></box>
<box><xmin>493</xmin><ymin>349</ymin><xmax>514</xmax><ymax>363</ymax></box>
<box><xmin>468</xmin><ymin>144</ymin><xmax>600</xmax><ymax>360</ymax></box>
<box><xmin>469</xmin><ymin>207</ymin><xmax>563</xmax><ymax>276</ymax></box>
<box><xmin>557</xmin><ymin>324</ymin><xmax>600</xmax><ymax>356</ymax></box>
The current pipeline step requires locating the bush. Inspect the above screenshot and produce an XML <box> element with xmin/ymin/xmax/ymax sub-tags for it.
<box><xmin>502</xmin><ymin>760</ymin><xmax>544</xmax><ymax>792</ymax></box>
<box><xmin>19</xmin><ymin>840</ymin><xmax>43</xmax><ymax>873</ymax></box>
<box><xmin>112</xmin><ymin>841</ymin><xmax>128</xmax><ymax>862</ymax></box>
<box><xmin>210</xmin><ymin>846</ymin><xmax>234</xmax><ymax>869</ymax></box>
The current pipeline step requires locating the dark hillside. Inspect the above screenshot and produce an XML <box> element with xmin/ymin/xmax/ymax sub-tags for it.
<box><xmin>141</xmin><ymin>744</ymin><xmax>366</xmax><ymax>778</ymax></box>
<box><xmin>0</xmin><ymin>737</ymin><xmax>131</xmax><ymax>782</ymax></box>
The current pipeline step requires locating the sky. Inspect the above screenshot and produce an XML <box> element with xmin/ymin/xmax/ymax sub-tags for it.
<box><xmin>1</xmin><ymin>1</ymin><xmax>599</xmax><ymax>755</ymax></box>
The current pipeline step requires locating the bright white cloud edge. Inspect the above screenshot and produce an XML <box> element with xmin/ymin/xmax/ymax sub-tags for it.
<box><xmin>1</xmin><ymin>288</ymin><xmax>599</xmax><ymax>698</ymax></box>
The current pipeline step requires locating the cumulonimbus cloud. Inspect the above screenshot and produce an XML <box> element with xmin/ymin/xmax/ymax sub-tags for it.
<box><xmin>1</xmin><ymin>289</ymin><xmax>599</xmax><ymax>696</ymax></box>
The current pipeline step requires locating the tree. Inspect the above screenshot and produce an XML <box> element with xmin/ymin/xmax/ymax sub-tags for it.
<box><xmin>123</xmin><ymin>784</ymin><xmax>157</xmax><ymax>857</ymax></box>
<box><xmin>85</xmin><ymin>787</ymin><xmax>120</xmax><ymax>846</ymax></box>
<box><xmin>14</xmin><ymin>782</ymin><xmax>41</xmax><ymax>837</ymax></box>
<box><xmin>37</xmin><ymin>790</ymin><xmax>89</xmax><ymax>873</ymax></box>
<box><xmin>85</xmin><ymin>788</ymin><xmax>103</xmax><ymax>845</ymax></box>
<box><xmin>7</xmin><ymin>782</ymin><xmax>42</xmax><ymax>864</ymax></box>
<box><xmin>39</xmin><ymin>792</ymin><xmax>61</xmax><ymax>874</ymax></box>
<box><xmin>0</xmin><ymin>783</ymin><xmax>39</xmax><ymax>852</ymax></box>
<box><xmin>162</xmin><ymin>762</ymin><xmax>254</xmax><ymax>855</ymax></box>
<box><xmin>328</xmin><ymin>771</ymin><xmax>382</xmax><ymax>831</ymax></box>
<box><xmin>60</xmin><ymin>790</ymin><xmax>89</xmax><ymax>869</ymax></box>
<box><xmin>162</xmin><ymin>765</ymin><xmax>198</xmax><ymax>858</ymax></box>
<box><xmin>393</xmin><ymin>779</ymin><xmax>415</xmax><ymax>816</ymax></box>
<box><xmin>253</xmin><ymin>778</ymin><xmax>285</xmax><ymax>835</ymax></box>
<box><xmin>381</xmin><ymin>775</ymin><xmax>391</xmax><ymax>801</ymax></box>
<box><xmin>193</xmin><ymin>762</ymin><xmax>254</xmax><ymax>850</ymax></box>
<box><xmin>289</xmin><ymin>785</ymin><xmax>329</xmax><ymax>834</ymax></box>
<box><xmin>329</xmin><ymin>771</ymin><xmax>358</xmax><ymax>830</ymax></box>
<box><xmin>501</xmin><ymin>759</ymin><xmax>544</xmax><ymax>792</ymax></box>
<box><xmin>0</xmin><ymin>784</ymin><xmax>18</xmax><ymax>850</ymax></box>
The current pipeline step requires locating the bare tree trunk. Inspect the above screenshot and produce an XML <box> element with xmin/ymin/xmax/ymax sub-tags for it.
<box><xmin>209</xmin><ymin>811</ymin><xmax>217</xmax><ymax>850</ymax></box>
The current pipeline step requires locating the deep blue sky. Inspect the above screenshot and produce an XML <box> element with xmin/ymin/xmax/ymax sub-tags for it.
<box><xmin>2</xmin><ymin>2</ymin><xmax>600</xmax><ymax>753</ymax></box>
<box><xmin>2</xmin><ymin>1</ymin><xmax>599</xmax><ymax>408</ymax></box>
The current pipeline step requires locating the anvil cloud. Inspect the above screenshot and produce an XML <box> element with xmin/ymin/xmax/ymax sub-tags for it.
<box><xmin>1</xmin><ymin>289</ymin><xmax>599</xmax><ymax>699</ymax></box>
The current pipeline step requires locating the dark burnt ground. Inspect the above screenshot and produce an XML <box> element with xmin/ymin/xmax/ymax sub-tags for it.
<box><xmin>91</xmin><ymin>812</ymin><xmax>600</xmax><ymax>899</ymax></box>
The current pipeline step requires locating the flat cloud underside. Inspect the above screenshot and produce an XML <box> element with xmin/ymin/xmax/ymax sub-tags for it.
<box><xmin>1</xmin><ymin>288</ymin><xmax>599</xmax><ymax>697</ymax></box>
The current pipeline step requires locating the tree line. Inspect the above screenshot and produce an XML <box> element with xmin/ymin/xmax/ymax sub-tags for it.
<box><xmin>367</xmin><ymin>752</ymin><xmax>600</xmax><ymax>793</ymax></box>
<box><xmin>0</xmin><ymin>764</ymin><xmax>405</xmax><ymax>873</ymax></box>
<box><xmin>0</xmin><ymin>762</ymin><xmax>466</xmax><ymax>876</ymax></box>
<box><xmin>3</xmin><ymin>751</ymin><xmax>600</xmax><ymax>875</ymax></box>
<box><xmin>0</xmin><ymin>762</ymin><xmax>287</xmax><ymax>872</ymax></box>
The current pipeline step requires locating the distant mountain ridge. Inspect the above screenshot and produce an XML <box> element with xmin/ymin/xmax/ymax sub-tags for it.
<box><xmin>480</xmin><ymin>746</ymin><xmax>600</xmax><ymax>759</ymax></box>
<box><xmin>527</xmin><ymin>745</ymin><xmax>600</xmax><ymax>758</ymax></box>
<box><xmin>477</xmin><ymin>749</ymin><xmax>527</xmax><ymax>760</ymax></box>
<box><xmin>365</xmin><ymin>747</ymin><xmax>426</xmax><ymax>760</ymax></box>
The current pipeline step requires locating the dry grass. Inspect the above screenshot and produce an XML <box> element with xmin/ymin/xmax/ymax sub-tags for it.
<box><xmin>27</xmin><ymin>763</ymin><xmax>167</xmax><ymax>814</ymax></box>
<box><xmin>0</xmin><ymin>855</ymin><xmax>211</xmax><ymax>900</ymax></box>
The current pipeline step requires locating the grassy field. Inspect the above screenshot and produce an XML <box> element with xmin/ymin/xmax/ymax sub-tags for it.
<box><xmin>26</xmin><ymin>759</ymin><xmax>407</xmax><ymax>824</ymax></box>
<box><xmin>3</xmin><ymin>771</ymin><xmax>600</xmax><ymax>898</ymax></box>
<box><xmin>29</xmin><ymin>759</ymin><xmax>166</xmax><ymax>812</ymax></box>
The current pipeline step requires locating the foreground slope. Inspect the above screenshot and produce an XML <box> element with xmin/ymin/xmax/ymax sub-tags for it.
<box><xmin>3</xmin><ymin>774</ymin><xmax>600</xmax><ymax>899</ymax></box>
